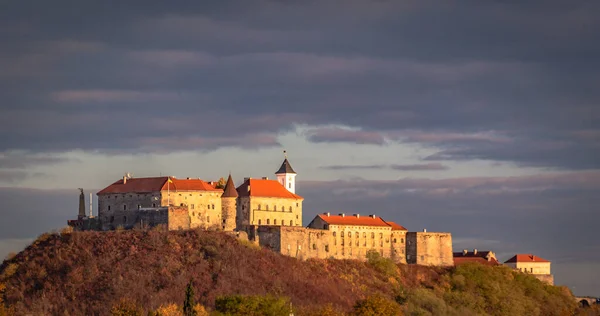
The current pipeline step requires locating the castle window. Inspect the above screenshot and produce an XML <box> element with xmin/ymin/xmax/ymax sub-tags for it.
<box><xmin>333</xmin><ymin>232</ymin><xmax>336</xmax><ymax>237</ymax></box>
<box><xmin>341</xmin><ymin>232</ymin><xmax>344</xmax><ymax>237</ymax></box>
<box><xmin>267</xmin><ymin>219</ymin><xmax>270</xmax><ymax>225</ymax></box>
<box><xmin>371</xmin><ymin>232</ymin><xmax>375</xmax><ymax>239</ymax></box>
<box><xmin>401</xmin><ymin>238</ymin><xmax>404</xmax><ymax>243</ymax></box>
<box><xmin>212</xmin><ymin>204</ymin><xmax>215</xmax><ymax>209</ymax></box>
<box><xmin>207</xmin><ymin>216</ymin><xmax>210</xmax><ymax>222</ymax></box>
<box><xmin>266</xmin><ymin>205</ymin><xmax>269</xmax><ymax>210</ymax></box>
<box><xmin>325</xmin><ymin>245</ymin><xmax>329</xmax><ymax>252</ymax></box>
<box><xmin>274</xmin><ymin>205</ymin><xmax>277</xmax><ymax>211</ymax></box>
<box><xmin>179</xmin><ymin>194</ymin><xmax>181</xmax><ymax>196</ymax></box>
<box><xmin>356</xmin><ymin>240</ymin><xmax>359</xmax><ymax>246</ymax></box>
<box><xmin>281</xmin><ymin>206</ymin><xmax>284</xmax><ymax>212</ymax></box>
<box><xmin>402</xmin><ymin>249</ymin><xmax>405</xmax><ymax>254</ymax></box>
<box><xmin>296</xmin><ymin>203</ymin><xmax>299</xmax><ymax>207</ymax></box>
<box><xmin>108</xmin><ymin>206</ymin><xmax>111</xmax><ymax>211</ymax></box>
<box><xmin>363</xmin><ymin>232</ymin><xmax>366</xmax><ymax>238</ymax></box>
<box><xmin>274</xmin><ymin>219</ymin><xmax>277</xmax><ymax>225</ymax></box>
<box><xmin>207</xmin><ymin>205</ymin><xmax>210</xmax><ymax>210</ymax></box>
<box><xmin>123</xmin><ymin>216</ymin><xmax>127</xmax><ymax>223</ymax></box>
<box><xmin>290</xmin><ymin>220</ymin><xmax>293</xmax><ymax>226</ymax></box>
<box><xmin>296</xmin><ymin>215</ymin><xmax>299</xmax><ymax>219</ymax></box>
<box><xmin>180</xmin><ymin>203</ymin><xmax>184</xmax><ymax>207</ymax></box>
<box><xmin>192</xmin><ymin>212</ymin><xmax>195</xmax><ymax>217</ymax></box>
<box><xmin>123</xmin><ymin>205</ymin><xmax>127</xmax><ymax>210</ymax></box>
<box><xmin>191</xmin><ymin>204</ymin><xmax>195</xmax><ymax>209</ymax></box>
<box><xmin>421</xmin><ymin>255</ymin><xmax>424</xmax><ymax>261</ymax></box>
<box><xmin>289</xmin><ymin>206</ymin><xmax>292</xmax><ymax>212</ymax></box>
<box><xmin>355</xmin><ymin>232</ymin><xmax>359</xmax><ymax>238</ymax></box>
<box><xmin>312</xmin><ymin>244</ymin><xmax>316</xmax><ymax>250</ymax></box>
<box><xmin>258</xmin><ymin>219</ymin><xmax>262</xmax><ymax>225</ymax></box>
<box><xmin>137</xmin><ymin>205</ymin><xmax>141</xmax><ymax>209</ymax></box>
<box><xmin>380</xmin><ymin>233</ymin><xmax>383</xmax><ymax>239</ymax></box>
<box><xmin>393</xmin><ymin>238</ymin><xmax>397</xmax><ymax>243</ymax></box>
<box><xmin>258</xmin><ymin>204</ymin><xmax>261</xmax><ymax>210</ymax></box>
<box><xmin>152</xmin><ymin>203</ymin><xmax>156</xmax><ymax>207</ymax></box>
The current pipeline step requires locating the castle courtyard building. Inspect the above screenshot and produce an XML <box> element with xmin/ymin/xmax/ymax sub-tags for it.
<box><xmin>504</xmin><ymin>254</ymin><xmax>554</xmax><ymax>285</ymax></box>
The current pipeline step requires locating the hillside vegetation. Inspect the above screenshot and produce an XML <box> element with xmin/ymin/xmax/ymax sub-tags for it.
<box><xmin>0</xmin><ymin>229</ymin><xmax>580</xmax><ymax>315</ymax></box>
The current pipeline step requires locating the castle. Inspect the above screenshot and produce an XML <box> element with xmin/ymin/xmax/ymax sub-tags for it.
<box><xmin>68</xmin><ymin>155</ymin><xmax>454</xmax><ymax>266</ymax></box>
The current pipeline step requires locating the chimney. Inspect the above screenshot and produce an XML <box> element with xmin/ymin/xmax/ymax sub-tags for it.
<box><xmin>339</xmin><ymin>213</ymin><xmax>345</xmax><ymax>217</ymax></box>
<box><xmin>423</xmin><ymin>228</ymin><xmax>427</xmax><ymax>232</ymax></box>
<box><xmin>123</xmin><ymin>175</ymin><xmax>127</xmax><ymax>184</ymax></box>
<box><xmin>186</xmin><ymin>177</ymin><xmax>191</xmax><ymax>180</ymax></box>
<box><xmin>473</xmin><ymin>249</ymin><xmax>478</xmax><ymax>255</ymax></box>
<box><xmin>354</xmin><ymin>214</ymin><xmax>360</xmax><ymax>218</ymax></box>
<box><xmin>463</xmin><ymin>249</ymin><xmax>468</xmax><ymax>256</ymax></box>
<box><xmin>262</xmin><ymin>176</ymin><xmax>268</xmax><ymax>180</ymax></box>
<box><xmin>369</xmin><ymin>214</ymin><xmax>376</xmax><ymax>218</ymax></box>
<box><xmin>324</xmin><ymin>212</ymin><xmax>330</xmax><ymax>216</ymax></box>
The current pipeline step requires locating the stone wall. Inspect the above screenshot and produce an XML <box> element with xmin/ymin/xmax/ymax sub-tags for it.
<box><xmin>221</xmin><ymin>197</ymin><xmax>237</xmax><ymax>231</ymax></box>
<box><xmin>406</xmin><ymin>232</ymin><xmax>453</xmax><ymax>266</ymax></box>
<box><xmin>533</xmin><ymin>274</ymin><xmax>554</xmax><ymax>285</ymax></box>
<box><xmin>167</xmin><ymin>207</ymin><xmax>191</xmax><ymax>230</ymax></box>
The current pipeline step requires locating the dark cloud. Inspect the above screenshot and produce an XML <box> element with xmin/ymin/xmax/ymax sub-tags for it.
<box><xmin>1</xmin><ymin>0</ymin><xmax>599</xmax><ymax>168</ymax></box>
<box><xmin>0</xmin><ymin>152</ymin><xmax>76</xmax><ymax>169</ymax></box>
<box><xmin>306</xmin><ymin>127</ymin><xmax>386</xmax><ymax>145</ymax></box>
<box><xmin>320</xmin><ymin>164</ymin><xmax>386</xmax><ymax>170</ymax></box>
<box><xmin>390</xmin><ymin>163</ymin><xmax>448</xmax><ymax>171</ymax></box>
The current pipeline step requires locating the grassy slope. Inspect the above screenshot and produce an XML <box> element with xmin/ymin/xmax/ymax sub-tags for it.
<box><xmin>0</xmin><ymin>229</ymin><xmax>579</xmax><ymax>315</ymax></box>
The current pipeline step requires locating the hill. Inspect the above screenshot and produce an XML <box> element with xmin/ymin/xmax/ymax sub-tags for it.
<box><xmin>0</xmin><ymin>229</ymin><xmax>580</xmax><ymax>315</ymax></box>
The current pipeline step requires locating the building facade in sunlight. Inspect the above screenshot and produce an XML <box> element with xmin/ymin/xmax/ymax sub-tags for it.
<box><xmin>504</xmin><ymin>254</ymin><xmax>554</xmax><ymax>285</ymax></box>
<box><xmin>68</xmin><ymin>155</ymin><xmax>453</xmax><ymax>266</ymax></box>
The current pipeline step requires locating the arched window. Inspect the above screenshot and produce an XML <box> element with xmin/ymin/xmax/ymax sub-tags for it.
<box><xmin>274</xmin><ymin>205</ymin><xmax>277</xmax><ymax>211</ymax></box>
<box><xmin>207</xmin><ymin>216</ymin><xmax>210</xmax><ymax>222</ymax></box>
<box><xmin>290</xmin><ymin>220</ymin><xmax>293</xmax><ymax>226</ymax></box>
<box><xmin>266</xmin><ymin>205</ymin><xmax>269</xmax><ymax>210</ymax></box>
<box><xmin>258</xmin><ymin>219</ymin><xmax>262</xmax><ymax>225</ymax></box>
<box><xmin>258</xmin><ymin>204</ymin><xmax>261</xmax><ymax>210</ymax></box>
<box><xmin>274</xmin><ymin>219</ymin><xmax>277</xmax><ymax>225</ymax></box>
<box><xmin>280</xmin><ymin>206</ymin><xmax>284</xmax><ymax>212</ymax></box>
<box><xmin>401</xmin><ymin>238</ymin><xmax>404</xmax><ymax>243</ymax></box>
<box><xmin>123</xmin><ymin>216</ymin><xmax>127</xmax><ymax>223</ymax></box>
<box><xmin>267</xmin><ymin>219</ymin><xmax>270</xmax><ymax>225</ymax></box>
<box><xmin>393</xmin><ymin>238</ymin><xmax>397</xmax><ymax>243</ymax></box>
<box><xmin>348</xmin><ymin>232</ymin><xmax>351</xmax><ymax>238</ymax></box>
<box><xmin>108</xmin><ymin>206</ymin><xmax>111</xmax><ymax>211</ymax></box>
<box><xmin>371</xmin><ymin>232</ymin><xmax>375</xmax><ymax>239</ymax></box>
<box><xmin>123</xmin><ymin>204</ymin><xmax>127</xmax><ymax>210</ymax></box>
<box><xmin>379</xmin><ymin>233</ymin><xmax>383</xmax><ymax>239</ymax></box>
<box><xmin>333</xmin><ymin>232</ymin><xmax>336</xmax><ymax>237</ymax></box>
<box><xmin>289</xmin><ymin>206</ymin><xmax>292</xmax><ymax>212</ymax></box>
<box><xmin>355</xmin><ymin>232</ymin><xmax>359</xmax><ymax>238</ymax></box>
<box><xmin>363</xmin><ymin>232</ymin><xmax>366</xmax><ymax>238</ymax></box>
<box><xmin>341</xmin><ymin>231</ymin><xmax>344</xmax><ymax>237</ymax></box>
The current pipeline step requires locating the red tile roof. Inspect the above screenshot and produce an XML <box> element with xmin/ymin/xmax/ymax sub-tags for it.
<box><xmin>454</xmin><ymin>257</ymin><xmax>501</xmax><ymax>266</ymax></box>
<box><xmin>384</xmin><ymin>221</ymin><xmax>408</xmax><ymax>231</ymax></box>
<box><xmin>504</xmin><ymin>254</ymin><xmax>550</xmax><ymax>263</ymax></box>
<box><xmin>317</xmin><ymin>213</ymin><xmax>391</xmax><ymax>227</ymax></box>
<box><xmin>237</xmin><ymin>179</ymin><xmax>303</xmax><ymax>199</ymax></box>
<box><xmin>97</xmin><ymin>177</ymin><xmax>221</xmax><ymax>195</ymax></box>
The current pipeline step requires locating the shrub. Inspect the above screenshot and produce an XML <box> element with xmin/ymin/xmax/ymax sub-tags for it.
<box><xmin>352</xmin><ymin>294</ymin><xmax>403</xmax><ymax>316</ymax></box>
<box><xmin>214</xmin><ymin>295</ymin><xmax>290</xmax><ymax>316</ymax></box>
<box><xmin>365</xmin><ymin>250</ymin><xmax>398</xmax><ymax>279</ymax></box>
<box><xmin>110</xmin><ymin>299</ymin><xmax>143</xmax><ymax>316</ymax></box>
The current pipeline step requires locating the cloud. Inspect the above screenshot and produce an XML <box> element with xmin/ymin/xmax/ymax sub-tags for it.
<box><xmin>306</xmin><ymin>127</ymin><xmax>386</xmax><ymax>145</ymax></box>
<box><xmin>320</xmin><ymin>164</ymin><xmax>386</xmax><ymax>170</ymax></box>
<box><xmin>390</xmin><ymin>163</ymin><xmax>448</xmax><ymax>171</ymax></box>
<box><xmin>0</xmin><ymin>0</ymin><xmax>599</xmax><ymax>171</ymax></box>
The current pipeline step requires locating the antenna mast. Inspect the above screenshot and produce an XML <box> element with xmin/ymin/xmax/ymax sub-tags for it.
<box><xmin>89</xmin><ymin>192</ymin><xmax>93</xmax><ymax>218</ymax></box>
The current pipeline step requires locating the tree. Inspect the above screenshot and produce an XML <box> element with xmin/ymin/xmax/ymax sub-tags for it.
<box><xmin>215</xmin><ymin>177</ymin><xmax>226</xmax><ymax>189</ymax></box>
<box><xmin>183</xmin><ymin>280</ymin><xmax>197</xmax><ymax>316</ymax></box>
<box><xmin>352</xmin><ymin>294</ymin><xmax>403</xmax><ymax>316</ymax></box>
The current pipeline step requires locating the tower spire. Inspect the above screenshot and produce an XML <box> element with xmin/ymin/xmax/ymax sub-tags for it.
<box><xmin>78</xmin><ymin>188</ymin><xmax>85</xmax><ymax>219</ymax></box>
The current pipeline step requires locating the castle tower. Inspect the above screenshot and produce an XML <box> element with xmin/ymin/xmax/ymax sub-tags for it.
<box><xmin>78</xmin><ymin>188</ymin><xmax>86</xmax><ymax>219</ymax></box>
<box><xmin>221</xmin><ymin>174</ymin><xmax>238</xmax><ymax>231</ymax></box>
<box><xmin>275</xmin><ymin>151</ymin><xmax>297</xmax><ymax>193</ymax></box>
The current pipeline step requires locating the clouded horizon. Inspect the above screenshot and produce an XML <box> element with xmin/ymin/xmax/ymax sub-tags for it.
<box><xmin>1</xmin><ymin>1</ymin><xmax>598</xmax><ymax>296</ymax></box>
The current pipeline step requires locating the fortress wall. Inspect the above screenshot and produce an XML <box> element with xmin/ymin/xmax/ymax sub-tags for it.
<box><xmin>533</xmin><ymin>274</ymin><xmax>554</xmax><ymax>285</ymax></box>
<box><xmin>406</xmin><ymin>232</ymin><xmax>453</xmax><ymax>266</ymax></box>
<box><xmin>167</xmin><ymin>206</ymin><xmax>191</xmax><ymax>231</ymax></box>
<box><xmin>221</xmin><ymin>197</ymin><xmax>237</xmax><ymax>231</ymax></box>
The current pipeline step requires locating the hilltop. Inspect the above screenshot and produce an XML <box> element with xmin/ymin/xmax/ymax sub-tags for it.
<box><xmin>0</xmin><ymin>229</ymin><xmax>581</xmax><ymax>315</ymax></box>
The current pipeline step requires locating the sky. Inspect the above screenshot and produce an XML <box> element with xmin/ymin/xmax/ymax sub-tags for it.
<box><xmin>1</xmin><ymin>0</ymin><xmax>599</xmax><ymax>296</ymax></box>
